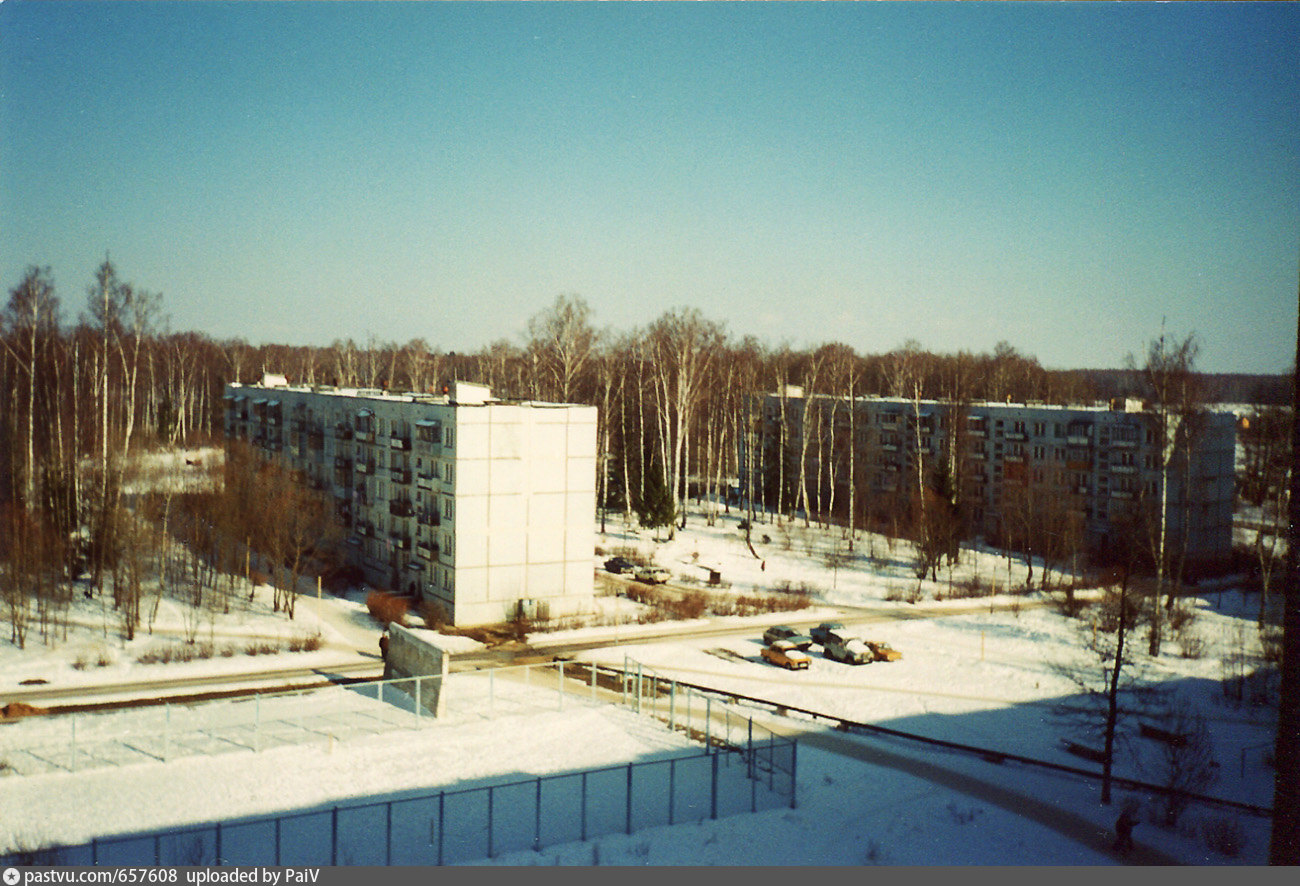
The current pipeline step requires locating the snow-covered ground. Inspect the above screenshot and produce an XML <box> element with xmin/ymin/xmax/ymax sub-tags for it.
<box><xmin>0</xmin><ymin>481</ymin><xmax>1280</xmax><ymax>865</ymax></box>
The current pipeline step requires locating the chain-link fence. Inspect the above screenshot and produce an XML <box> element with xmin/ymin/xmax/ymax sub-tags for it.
<box><xmin>6</xmin><ymin>737</ymin><xmax>794</xmax><ymax>865</ymax></box>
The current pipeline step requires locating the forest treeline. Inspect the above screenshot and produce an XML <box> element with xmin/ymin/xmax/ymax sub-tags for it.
<box><xmin>1</xmin><ymin>261</ymin><xmax>1289</xmax><ymax>531</ymax></box>
<box><xmin>1</xmin><ymin>261</ymin><xmax>1291</xmax><ymax>645</ymax></box>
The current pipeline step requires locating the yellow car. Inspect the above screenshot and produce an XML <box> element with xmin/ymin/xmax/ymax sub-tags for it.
<box><xmin>866</xmin><ymin>641</ymin><xmax>902</xmax><ymax>662</ymax></box>
<box><xmin>761</xmin><ymin>640</ymin><xmax>811</xmax><ymax>670</ymax></box>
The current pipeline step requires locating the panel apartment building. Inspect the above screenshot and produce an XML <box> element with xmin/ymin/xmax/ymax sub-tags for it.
<box><xmin>224</xmin><ymin>378</ymin><xmax>598</xmax><ymax>626</ymax></box>
<box><xmin>746</xmin><ymin>389</ymin><xmax>1237</xmax><ymax>574</ymax></box>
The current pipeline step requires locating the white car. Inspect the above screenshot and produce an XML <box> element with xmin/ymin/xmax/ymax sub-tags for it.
<box><xmin>634</xmin><ymin>565</ymin><xmax>671</xmax><ymax>584</ymax></box>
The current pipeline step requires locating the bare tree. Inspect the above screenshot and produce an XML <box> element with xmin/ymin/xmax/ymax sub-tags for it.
<box><xmin>2</xmin><ymin>266</ymin><xmax>60</xmax><ymax>508</ymax></box>
<box><xmin>646</xmin><ymin>308</ymin><xmax>725</xmax><ymax>533</ymax></box>
<box><xmin>526</xmin><ymin>294</ymin><xmax>597</xmax><ymax>404</ymax></box>
<box><xmin>1129</xmin><ymin>328</ymin><xmax>1202</xmax><ymax>656</ymax></box>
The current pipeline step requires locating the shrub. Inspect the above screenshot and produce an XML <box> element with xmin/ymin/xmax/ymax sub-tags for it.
<box><xmin>1200</xmin><ymin>815</ymin><xmax>1246</xmax><ymax>858</ymax></box>
<box><xmin>287</xmin><ymin>632</ymin><xmax>323</xmax><ymax>653</ymax></box>
<box><xmin>366</xmin><ymin>590</ymin><xmax>408</xmax><ymax>628</ymax></box>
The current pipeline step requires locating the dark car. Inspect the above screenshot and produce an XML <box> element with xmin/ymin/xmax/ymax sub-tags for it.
<box><xmin>762</xmin><ymin>625</ymin><xmax>814</xmax><ymax>650</ymax></box>
<box><xmin>810</xmin><ymin>622</ymin><xmax>846</xmax><ymax>646</ymax></box>
<box><xmin>604</xmin><ymin>556</ymin><xmax>636</xmax><ymax>575</ymax></box>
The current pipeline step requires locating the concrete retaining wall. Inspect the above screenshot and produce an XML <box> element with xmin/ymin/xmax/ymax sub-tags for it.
<box><xmin>382</xmin><ymin>623</ymin><xmax>450</xmax><ymax>717</ymax></box>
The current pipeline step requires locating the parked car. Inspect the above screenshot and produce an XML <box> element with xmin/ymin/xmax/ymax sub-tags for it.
<box><xmin>762</xmin><ymin>625</ymin><xmax>814</xmax><ymax>650</ymax></box>
<box><xmin>761</xmin><ymin>640</ymin><xmax>811</xmax><ymax>670</ymax></box>
<box><xmin>823</xmin><ymin>636</ymin><xmax>873</xmax><ymax>665</ymax></box>
<box><xmin>866</xmin><ymin>641</ymin><xmax>902</xmax><ymax>662</ymax></box>
<box><xmin>810</xmin><ymin>622</ymin><xmax>846</xmax><ymax>646</ymax></box>
<box><xmin>604</xmin><ymin>556</ymin><xmax>636</xmax><ymax>575</ymax></box>
<box><xmin>634</xmin><ymin>565</ymin><xmax>672</xmax><ymax>584</ymax></box>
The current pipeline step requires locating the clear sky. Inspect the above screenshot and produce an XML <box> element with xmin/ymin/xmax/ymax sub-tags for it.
<box><xmin>2</xmin><ymin>1</ymin><xmax>1297</xmax><ymax>374</ymax></box>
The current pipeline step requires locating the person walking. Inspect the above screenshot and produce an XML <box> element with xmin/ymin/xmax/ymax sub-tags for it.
<box><xmin>1112</xmin><ymin>805</ymin><xmax>1138</xmax><ymax>855</ymax></box>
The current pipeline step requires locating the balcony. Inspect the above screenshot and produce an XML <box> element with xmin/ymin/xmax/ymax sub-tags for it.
<box><xmin>333</xmin><ymin>424</ymin><xmax>353</xmax><ymax>441</ymax></box>
<box><xmin>355</xmin><ymin>430</ymin><xmax>376</xmax><ymax>444</ymax></box>
<box><xmin>416</xmin><ymin>542</ymin><xmax>439</xmax><ymax>560</ymax></box>
<box><xmin>1005</xmin><ymin>432</ymin><xmax>1028</xmax><ymax>442</ymax></box>
<box><xmin>334</xmin><ymin>456</ymin><xmax>352</xmax><ymax>470</ymax></box>
<box><xmin>391</xmin><ymin>468</ymin><xmax>411</xmax><ymax>485</ymax></box>
<box><xmin>1067</xmin><ymin>435</ymin><xmax>1091</xmax><ymax>447</ymax></box>
<box><xmin>355</xmin><ymin>460</ymin><xmax>373</xmax><ymax>475</ymax></box>
<box><xmin>390</xmin><ymin>500</ymin><xmax>414</xmax><ymax>518</ymax></box>
<box><xmin>1110</xmin><ymin>490</ymin><xmax>1134</xmax><ymax>500</ymax></box>
<box><xmin>417</xmin><ymin>509</ymin><xmax>441</xmax><ymax>527</ymax></box>
<box><xmin>1110</xmin><ymin>465</ymin><xmax>1137</xmax><ymax>475</ymax></box>
<box><xmin>389</xmin><ymin>532</ymin><xmax>411</xmax><ymax>551</ymax></box>
<box><xmin>389</xmin><ymin>435</ymin><xmax>411</xmax><ymax>452</ymax></box>
<box><xmin>416</xmin><ymin>472</ymin><xmax>436</xmax><ymax>490</ymax></box>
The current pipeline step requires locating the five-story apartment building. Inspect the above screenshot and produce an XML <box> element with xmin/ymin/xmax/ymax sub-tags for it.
<box><xmin>225</xmin><ymin>378</ymin><xmax>597</xmax><ymax>625</ymax></box>
<box><xmin>746</xmin><ymin>389</ymin><xmax>1236</xmax><ymax>575</ymax></box>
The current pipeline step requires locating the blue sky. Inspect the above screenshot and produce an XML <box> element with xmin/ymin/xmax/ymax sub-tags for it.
<box><xmin>2</xmin><ymin>1</ymin><xmax>1297</xmax><ymax>374</ymax></box>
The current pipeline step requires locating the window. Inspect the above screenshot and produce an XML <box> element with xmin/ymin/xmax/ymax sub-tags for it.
<box><xmin>1032</xmin><ymin>422</ymin><xmax>1046</xmax><ymax>437</ymax></box>
<box><xmin>444</xmin><ymin>461</ymin><xmax>454</xmax><ymax>484</ymax></box>
<box><xmin>445</xmin><ymin>428</ymin><xmax>454</xmax><ymax>448</ymax></box>
<box><xmin>442</xmin><ymin>497</ymin><xmax>453</xmax><ymax>520</ymax></box>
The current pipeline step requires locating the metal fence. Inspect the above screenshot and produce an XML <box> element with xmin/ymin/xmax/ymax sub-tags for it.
<box><xmin>2</xmin><ymin>659</ymin><xmax>798</xmax><ymax>865</ymax></box>
<box><xmin>6</xmin><ymin>741</ymin><xmax>795</xmax><ymax>866</ymax></box>
<box><xmin>0</xmin><ymin>662</ymin><xmax>647</xmax><ymax>777</ymax></box>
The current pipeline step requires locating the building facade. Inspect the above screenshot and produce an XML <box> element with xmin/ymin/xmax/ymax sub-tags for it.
<box><xmin>224</xmin><ymin>379</ymin><xmax>598</xmax><ymax>625</ymax></box>
<box><xmin>745</xmin><ymin>389</ymin><xmax>1237</xmax><ymax>575</ymax></box>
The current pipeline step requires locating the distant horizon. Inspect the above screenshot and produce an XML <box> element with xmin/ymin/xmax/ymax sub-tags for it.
<box><xmin>3</xmin><ymin>2</ymin><xmax>1296</xmax><ymax>375</ymax></box>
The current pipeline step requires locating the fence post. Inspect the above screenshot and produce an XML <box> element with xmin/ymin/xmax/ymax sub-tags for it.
<box><xmin>590</xmin><ymin>662</ymin><xmax>597</xmax><ymax>703</ymax></box>
<box><xmin>415</xmin><ymin>678</ymin><xmax>421</xmax><ymax>726</ymax></box>
<box><xmin>581</xmin><ymin>772</ymin><xmax>588</xmax><ymax>842</ymax></box>
<box><xmin>636</xmin><ymin>661</ymin><xmax>643</xmax><ymax>713</ymax></box>
<box><xmin>71</xmin><ymin>715</ymin><xmax>77</xmax><ymax>773</ymax></box>
<box><xmin>621</xmin><ymin>655</ymin><xmax>628</xmax><ymax>706</ymax></box>
<box><xmin>748</xmin><ymin>718</ymin><xmax>754</xmax><ymax>778</ymax></box>
<box><xmin>705</xmin><ymin>696</ymin><xmax>712</xmax><ymax>751</ymax></box>
<box><xmin>558</xmin><ymin>660</ymin><xmax>565</xmax><ymax>711</ymax></box>
<box><xmin>710</xmin><ymin>752</ymin><xmax>719</xmax><ymax>820</ymax></box>
<box><xmin>669</xmin><ymin>680</ymin><xmax>676</xmax><ymax>732</ymax></box>
<box><xmin>437</xmin><ymin>792</ymin><xmax>445</xmax><ymax>866</ymax></box>
<box><xmin>625</xmin><ymin>762</ymin><xmax>634</xmax><ymax>835</ymax></box>
<box><xmin>331</xmin><ymin>806</ymin><xmax>338</xmax><ymax>866</ymax></box>
<box><xmin>164</xmin><ymin>703</ymin><xmax>171</xmax><ymax>762</ymax></box>
<box><xmin>487</xmin><ymin>786</ymin><xmax>495</xmax><ymax>859</ymax></box>
<box><xmin>790</xmin><ymin>740</ymin><xmax>798</xmax><ymax>809</ymax></box>
<box><xmin>534</xmin><ymin>777</ymin><xmax>543</xmax><ymax>852</ymax></box>
<box><xmin>255</xmin><ymin>694</ymin><xmax>261</xmax><ymax>752</ymax></box>
<box><xmin>669</xmin><ymin>758</ymin><xmax>676</xmax><ymax>826</ymax></box>
<box><xmin>489</xmin><ymin>669</ymin><xmax>495</xmax><ymax>716</ymax></box>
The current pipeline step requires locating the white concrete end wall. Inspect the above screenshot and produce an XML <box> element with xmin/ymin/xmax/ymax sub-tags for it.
<box><xmin>383</xmin><ymin>623</ymin><xmax>450</xmax><ymax>716</ymax></box>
